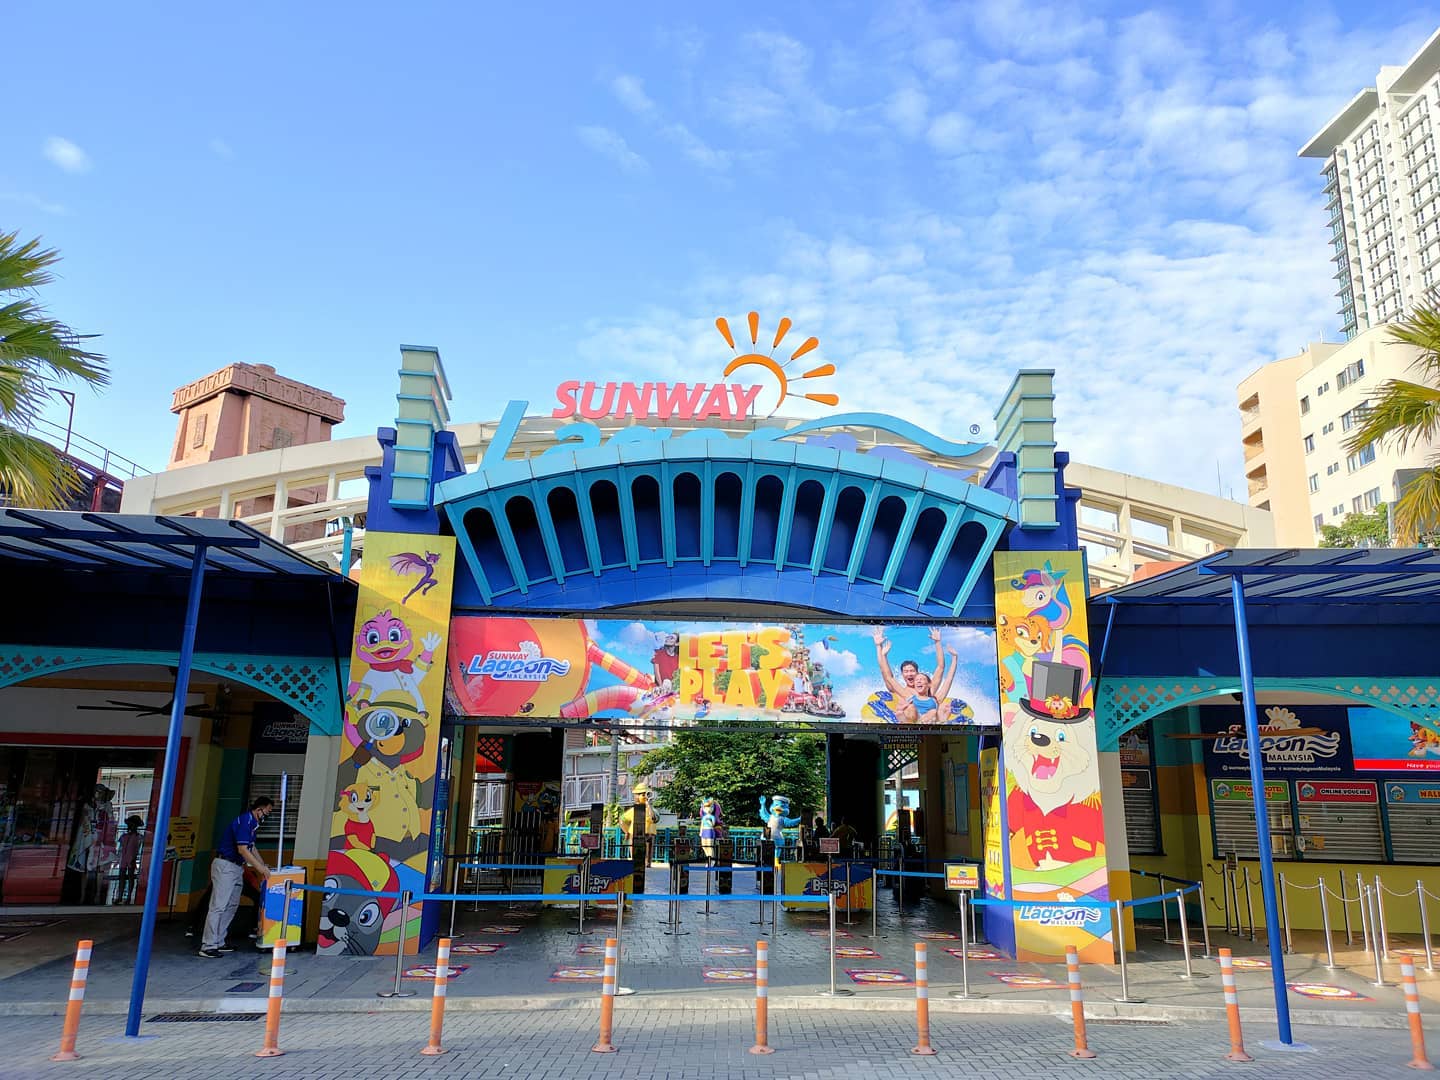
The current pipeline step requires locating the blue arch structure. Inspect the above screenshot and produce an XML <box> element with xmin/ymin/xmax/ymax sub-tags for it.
<box><xmin>434</xmin><ymin>436</ymin><xmax>1019</xmax><ymax>619</ymax></box>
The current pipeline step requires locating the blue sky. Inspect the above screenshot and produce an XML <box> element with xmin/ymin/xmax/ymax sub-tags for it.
<box><xmin>3</xmin><ymin>2</ymin><xmax>1437</xmax><ymax>494</ymax></box>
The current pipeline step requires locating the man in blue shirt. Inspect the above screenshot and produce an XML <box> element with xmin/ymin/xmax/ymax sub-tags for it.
<box><xmin>199</xmin><ymin>797</ymin><xmax>274</xmax><ymax>958</ymax></box>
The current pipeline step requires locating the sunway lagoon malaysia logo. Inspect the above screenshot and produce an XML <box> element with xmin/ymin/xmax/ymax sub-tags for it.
<box><xmin>466</xmin><ymin>641</ymin><xmax>572</xmax><ymax>682</ymax></box>
<box><xmin>550</xmin><ymin>311</ymin><xmax>840</xmax><ymax>422</ymax></box>
<box><xmin>1017</xmin><ymin>904</ymin><xmax>1104</xmax><ymax>927</ymax></box>
<box><xmin>1212</xmin><ymin>707</ymin><xmax>1341</xmax><ymax>766</ymax></box>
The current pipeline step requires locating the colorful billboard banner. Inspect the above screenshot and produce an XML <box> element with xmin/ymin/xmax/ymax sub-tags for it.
<box><xmin>1200</xmin><ymin>705</ymin><xmax>1352</xmax><ymax>779</ymax></box>
<box><xmin>779</xmin><ymin>861</ymin><xmax>875</xmax><ymax>910</ymax></box>
<box><xmin>319</xmin><ymin>532</ymin><xmax>457</xmax><ymax>957</ymax></box>
<box><xmin>991</xmin><ymin>551</ymin><xmax>1109</xmax><ymax>963</ymax></box>
<box><xmin>446</xmin><ymin>618</ymin><xmax>998</xmax><ymax>726</ymax></box>
<box><xmin>1350</xmin><ymin>707</ymin><xmax>1440</xmax><ymax>773</ymax></box>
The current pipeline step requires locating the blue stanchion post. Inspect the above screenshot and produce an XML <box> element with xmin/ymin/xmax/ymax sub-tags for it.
<box><xmin>126</xmin><ymin>545</ymin><xmax>208</xmax><ymax>1038</ymax></box>
<box><xmin>1231</xmin><ymin>574</ymin><xmax>1296</xmax><ymax>1048</ymax></box>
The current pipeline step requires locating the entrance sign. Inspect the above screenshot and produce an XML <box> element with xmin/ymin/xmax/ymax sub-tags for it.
<box><xmin>991</xmin><ymin>551</ymin><xmax>1109</xmax><ymax>963</ymax></box>
<box><xmin>944</xmin><ymin>863</ymin><xmax>979</xmax><ymax>891</ymax></box>
<box><xmin>552</xmin><ymin>381</ymin><xmax>765</xmax><ymax>422</ymax></box>
<box><xmin>447</xmin><ymin>618</ymin><xmax>998</xmax><ymax>727</ymax></box>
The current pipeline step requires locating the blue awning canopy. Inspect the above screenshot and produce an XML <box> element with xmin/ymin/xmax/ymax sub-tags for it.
<box><xmin>0</xmin><ymin>509</ymin><xmax>340</xmax><ymax>578</ymax></box>
<box><xmin>1097</xmin><ymin>547</ymin><xmax>1440</xmax><ymax>607</ymax></box>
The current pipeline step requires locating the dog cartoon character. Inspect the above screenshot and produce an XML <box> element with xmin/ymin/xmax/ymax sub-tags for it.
<box><xmin>1409</xmin><ymin>721</ymin><xmax>1440</xmax><ymax>759</ymax></box>
<box><xmin>338</xmin><ymin>701</ymin><xmax>433</xmax><ymax>864</ymax></box>
<box><xmin>997</xmin><ymin>614</ymin><xmax>1054</xmax><ymax>698</ymax></box>
<box><xmin>1011</xmin><ymin>563</ymin><xmax>1092</xmax><ymax>697</ymax></box>
<box><xmin>1002</xmin><ymin>661</ymin><xmax>1104</xmax><ymax>873</ymax></box>
<box><xmin>333</xmin><ymin>784</ymin><xmax>378</xmax><ymax>851</ymax></box>
<box><xmin>317</xmin><ymin>848</ymin><xmax>400</xmax><ymax>956</ymax></box>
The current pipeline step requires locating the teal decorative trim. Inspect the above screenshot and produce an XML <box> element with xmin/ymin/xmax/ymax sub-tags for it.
<box><xmin>0</xmin><ymin>646</ymin><xmax>344</xmax><ymax>734</ymax></box>
<box><xmin>1096</xmin><ymin>675</ymin><xmax>1440</xmax><ymax>750</ymax></box>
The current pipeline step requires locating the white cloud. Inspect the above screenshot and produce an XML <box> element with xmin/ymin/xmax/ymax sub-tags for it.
<box><xmin>43</xmin><ymin>136</ymin><xmax>91</xmax><ymax>174</ymax></box>
<box><xmin>577</xmin><ymin>125</ymin><xmax>649</xmax><ymax>174</ymax></box>
<box><xmin>616</xmin><ymin>622</ymin><xmax>659</xmax><ymax>649</ymax></box>
<box><xmin>209</xmin><ymin>138</ymin><xmax>235</xmax><ymax>159</ymax></box>
<box><xmin>885</xmin><ymin>86</ymin><xmax>929</xmax><ymax>139</ymax></box>
<box><xmin>0</xmin><ymin>191</ymin><xmax>67</xmax><ymax>215</ymax></box>
<box><xmin>612</xmin><ymin>74</ymin><xmax>656</xmax><ymax>116</ymax></box>
<box><xmin>925</xmin><ymin>112</ymin><xmax>969</xmax><ymax>154</ymax></box>
<box><xmin>809</xmin><ymin>640</ymin><xmax>860</xmax><ymax>677</ymax></box>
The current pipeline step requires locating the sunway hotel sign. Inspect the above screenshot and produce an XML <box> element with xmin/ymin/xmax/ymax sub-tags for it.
<box><xmin>550</xmin><ymin>311</ymin><xmax>840</xmax><ymax>422</ymax></box>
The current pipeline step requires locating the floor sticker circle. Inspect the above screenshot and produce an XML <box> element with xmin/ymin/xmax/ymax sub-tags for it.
<box><xmin>834</xmin><ymin>946</ymin><xmax>881</xmax><ymax>959</ymax></box>
<box><xmin>845</xmin><ymin>968</ymin><xmax>913</xmax><ymax>987</ymax></box>
<box><xmin>1288</xmin><ymin>982</ymin><xmax>1372</xmax><ymax>1001</ymax></box>
<box><xmin>451</xmin><ymin>943</ymin><xmax>505</xmax><ymax>955</ymax></box>
<box><xmin>403</xmin><ymin>964</ymin><xmax>468</xmax><ymax>980</ymax></box>
<box><xmin>1229</xmin><ymin>957</ymin><xmax>1271</xmax><ymax>970</ymax></box>
<box><xmin>575</xmin><ymin>943</ymin><xmax>608</xmax><ymax>955</ymax></box>
<box><xmin>988</xmin><ymin>971</ymin><xmax>1061</xmax><ymax>988</ymax></box>
<box><xmin>703</xmin><ymin>945</ymin><xmax>751</xmax><ymax>956</ymax></box>
<box><xmin>549</xmin><ymin>967</ymin><xmax>603</xmax><ymax>982</ymax></box>
<box><xmin>945</xmin><ymin>946</ymin><xmax>1003</xmax><ymax>960</ymax></box>
<box><xmin>915</xmin><ymin>931</ymin><xmax>960</xmax><ymax>940</ymax></box>
<box><xmin>476</xmin><ymin>925</ymin><xmax>523</xmax><ymax>934</ymax></box>
<box><xmin>702</xmin><ymin>968</ymin><xmax>756</xmax><ymax>982</ymax></box>
<box><xmin>808</xmin><ymin>928</ymin><xmax>852</xmax><ymax>939</ymax></box>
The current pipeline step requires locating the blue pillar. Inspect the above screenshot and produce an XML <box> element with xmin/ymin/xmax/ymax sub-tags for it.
<box><xmin>126</xmin><ymin>546</ymin><xmax>209</xmax><ymax>1038</ymax></box>
<box><xmin>1230</xmin><ymin>574</ymin><xmax>1294</xmax><ymax>1046</ymax></box>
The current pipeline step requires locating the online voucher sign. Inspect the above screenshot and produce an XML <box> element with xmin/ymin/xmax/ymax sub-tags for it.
<box><xmin>446</xmin><ymin>618</ymin><xmax>998</xmax><ymax>726</ymax></box>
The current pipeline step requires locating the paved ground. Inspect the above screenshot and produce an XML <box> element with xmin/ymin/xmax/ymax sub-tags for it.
<box><xmin>3</xmin><ymin>1006</ymin><xmax>1434</xmax><ymax>1078</ymax></box>
<box><xmin>1</xmin><ymin>867</ymin><xmax>1439</xmax><ymax>1074</ymax></box>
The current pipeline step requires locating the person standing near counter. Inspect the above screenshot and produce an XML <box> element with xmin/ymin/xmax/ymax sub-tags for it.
<box><xmin>198</xmin><ymin>797</ymin><xmax>273</xmax><ymax>958</ymax></box>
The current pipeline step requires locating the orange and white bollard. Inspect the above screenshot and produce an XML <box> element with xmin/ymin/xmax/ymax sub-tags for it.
<box><xmin>51</xmin><ymin>939</ymin><xmax>93</xmax><ymax>1062</ymax></box>
<box><xmin>1218</xmin><ymin>948</ymin><xmax>1251</xmax><ymax>1063</ymax></box>
<box><xmin>1401</xmin><ymin>959</ymin><xmax>1435</xmax><ymax>1071</ymax></box>
<box><xmin>1065</xmin><ymin>945</ymin><xmax>1096</xmax><ymax>1059</ymax></box>
<box><xmin>911</xmin><ymin>941</ymin><xmax>937</xmax><ymax>1056</ymax></box>
<box><xmin>420</xmin><ymin>937</ymin><xmax>452</xmax><ymax>1056</ymax></box>
<box><xmin>255</xmin><ymin>942</ymin><xmax>287</xmax><ymax>1058</ymax></box>
<box><xmin>591</xmin><ymin>937</ymin><xmax>618</xmax><ymax>1054</ymax></box>
<box><xmin>750</xmin><ymin>940</ymin><xmax>774</xmax><ymax>1055</ymax></box>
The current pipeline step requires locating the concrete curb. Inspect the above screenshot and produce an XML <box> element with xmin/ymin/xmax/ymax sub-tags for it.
<box><xmin>2</xmin><ymin>993</ymin><xmax>1428</xmax><ymax>1030</ymax></box>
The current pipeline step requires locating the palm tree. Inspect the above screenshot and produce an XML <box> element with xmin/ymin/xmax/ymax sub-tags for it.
<box><xmin>1344</xmin><ymin>306</ymin><xmax>1440</xmax><ymax>545</ymax></box>
<box><xmin>0</xmin><ymin>231</ymin><xmax>109</xmax><ymax>508</ymax></box>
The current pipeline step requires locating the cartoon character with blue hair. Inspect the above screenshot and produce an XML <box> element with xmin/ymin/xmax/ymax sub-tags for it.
<box><xmin>699</xmin><ymin>797</ymin><xmax>724</xmax><ymax>857</ymax></box>
<box><xmin>759</xmin><ymin>795</ymin><xmax>802</xmax><ymax>841</ymax></box>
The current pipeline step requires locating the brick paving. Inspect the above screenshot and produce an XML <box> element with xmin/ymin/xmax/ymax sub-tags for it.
<box><xmin>0</xmin><ymin>1005</ymin><xmax>1433</xmax><ymax>1078</ymax></box>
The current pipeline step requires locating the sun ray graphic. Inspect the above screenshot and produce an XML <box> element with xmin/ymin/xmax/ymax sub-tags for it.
<box><xmin>717</xmin><ymin>311</ymin><xmax>840</xmax><ymax>414</ymax></box>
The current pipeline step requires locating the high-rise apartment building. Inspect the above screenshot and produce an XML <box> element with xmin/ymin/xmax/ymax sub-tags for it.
<box><xmin>1299</xmin><ymin>28</ymin><xmax>1440</xmax><ymax>338</ymax></box>
<box><xmin>1238</xmin><ymin>323</ymin><xmax>1428</xmax><ymax>545</ymax></box>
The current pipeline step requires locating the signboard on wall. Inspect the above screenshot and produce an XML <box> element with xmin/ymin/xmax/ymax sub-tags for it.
<box><xmin>1210</xmin><ymin>780</ymin><xmax>1292</xmax><ymax>860</ymax></box>
<box><xmin>1385</xmin><ymin>783</ymin><xmax>1440</xmax><ymax>861</ymax></box>
<box><xmin>1294</xmin><ymin>780</ymin><xmax>1382</xmax><ymax>861</ymax></box>
<box><xmin>1350</xmin><ymin>708</ymin><xmax>1440</xmax><ymax>773</ymax></box>
<box><xmin>1200</xmin><ymin>705</ymin><xmax>1351</xmax><ymax>779</ymax></box>
<box><xmin>1119</xmin><ymin>724</ymin><xmax>1159</xmax><ymax>854</ymax></box>
<box><xmin>446</xmin><ymin>618</ymin><xmax>998</xmax><ymax>726</ymax></box>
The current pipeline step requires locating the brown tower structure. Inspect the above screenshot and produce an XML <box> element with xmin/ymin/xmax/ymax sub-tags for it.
<box><xmin>169</xmin><ymin>362</ymin><xmax>345</xmax><ymax>468</ymax></box>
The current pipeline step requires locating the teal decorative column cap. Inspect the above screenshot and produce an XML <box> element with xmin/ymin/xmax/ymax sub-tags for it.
<box><xmin>994</xmin><ymin>369</ymin><xmax>1057</xmax><ymax>529</ymax></box>
<box><xmin>391</xmin><ymin>346</ymin><xmax>453</xmax><ymax>511</ymax></box>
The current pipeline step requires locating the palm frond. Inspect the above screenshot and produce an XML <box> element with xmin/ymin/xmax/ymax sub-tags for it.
<box><xmin>1387</xmin><ymin>306</ymin><xmax>1440</xmax><ymax>382</ymax></box>
<box><xmin>1343</xmin><ymin>379</ymin><xmax>1440</xmax><ymax>456</ymax></box>
<box><xmin>0</xmin><ymin>425</ymin><xmax>82</xmax><ymax>509</ymax></box>
<box><xmin>1392</xmin><ymin>462</ymin><xmax>1440</xmax><ymax>546</ymax></box>
<box><xmin>0</xmin><ymin>232</ymin><xmax>60</xmax><ymax>293</ymax></box>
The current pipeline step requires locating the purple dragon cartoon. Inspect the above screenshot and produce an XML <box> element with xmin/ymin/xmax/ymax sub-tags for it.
<box><xmin>389</xmin><ymin>551</ymin><xmax>442</xmax><ymax>604</ymax></box>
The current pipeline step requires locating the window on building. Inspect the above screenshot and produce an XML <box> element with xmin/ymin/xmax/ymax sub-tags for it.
<box><xmin>191</xmin><ymin>413</ymin><xmax>207</xmax><ymax>448</ymax></box>
<box><xmin>1363</xmin><ymin>487</ymin><xmax>1382</xmax><ymax>511</ymax></box>
<box><xmin>1304</xmin><ymin>434</ymin><xmax>1315</xmax><ymax>453</ymax></box>
<box><xmin>1347</xmin><ymin>442</ymin><xmax>1377</xmax><ymax>472</ymax></box>
<box><xmin>1322</xmin><ymin>421</ymin><xmax>1335</xmax><ymax>435</ymax></box>
<box><xmin>1317</xmin><ymin>382</ymin><xmax>1330</xmax><ymax>395</ymax></box>
<box><xmin>1352</xmin><ymin>495</ymin><xmax>1364</xmax><ymax>513</ymax></box>
<box><xmin>1308</xmin><ymin>474</ymin><xmax>1319</xmax><ymax>493</ymax></box>
<box><xmin>1341</xmin><ymin>401</ymin><xmax>1371</xmax><ymax>431</ymax></box>
<box><xmin>1313</xmin><ymin>513</ymin><xmax>1324</xmax><ymax>531</ymax></box>
<box><xmin>1333</xmin><ymin>504</ymin><xmax>1345</xmax><ymax>518</ymax></box>
<box><xmin>1326</xmin><ymin>462</ymin><xmax>1340</xmax><ymax>476</ymax></box>
<box><xmin>1337</xmin><ymin>359</ymin><xmax>1367</xmax><ymax>390</ymax></box>
<box><xmin>1300</xmin><ymin>396</ymin><xmax>1311</xmax><ymax>415</ymax></box>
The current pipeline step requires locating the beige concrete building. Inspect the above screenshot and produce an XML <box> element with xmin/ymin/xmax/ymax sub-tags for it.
<box><xmin>1299</xmin><ymin>26</ymin><xmax>1440</xmax><ymax>337</ymax></box>
<box><xmin>1238</xmin><ymin>321</ymin><xmax>1431</xmax><ymax>545</ymax></box>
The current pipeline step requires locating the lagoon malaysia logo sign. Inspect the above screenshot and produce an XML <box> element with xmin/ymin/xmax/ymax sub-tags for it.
<box><xmin>550</xmin><ymin>311</ymin><xmax>840</xmax><ymax>422</ymax></box>
<box><xmin>465</xmin><ymin>640</ymin><xmax>572</xmax><ymax>682</ymax></box>
<box><xmin>1212</xmin><ymin>706</ymin><xmax>1342</xmax><ymax>767</ymax></box>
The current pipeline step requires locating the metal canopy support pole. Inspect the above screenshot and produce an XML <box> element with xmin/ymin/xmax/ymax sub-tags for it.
<box><xmin>126</xmin><ymin>545</ymin><xmax>209</xmax><ymax>1038</ymax></box>
<box><xmin>1230</xmin><ymin>575</ymin><xmax>1297</xmax><ymax>1049</ymax></box>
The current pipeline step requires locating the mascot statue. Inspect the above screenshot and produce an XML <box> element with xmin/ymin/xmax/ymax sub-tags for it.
<box><xmin>759</xmin><ymin>794</ymin><xmax>802</xmax><ymax>843</ymax></box>
<box><xmin>699</xmin><ymin>797</ymin><xmax>724</xmax><ymax>858</ymax></box>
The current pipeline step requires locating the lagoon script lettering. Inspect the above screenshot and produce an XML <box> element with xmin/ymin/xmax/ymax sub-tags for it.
<box><xmin>1213</xmin><ymin>729</ymin><xmax>1342</xmax><ymax>766</ymax></box>
<box><xmin>552</xmin><ymin>381</ymin><xmax>764</xmax><ymax>422</ymax></box>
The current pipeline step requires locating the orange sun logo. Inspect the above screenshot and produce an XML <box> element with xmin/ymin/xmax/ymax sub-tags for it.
<box><xmin>715</xmin><ymin>311</ymin><xmax>839</xmax><ymax>416</ymax></box>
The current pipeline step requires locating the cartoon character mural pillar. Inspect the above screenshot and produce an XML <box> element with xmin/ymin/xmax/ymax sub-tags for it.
<box><xmin>319</xmin><ymin>533</ymin><xmax>456</xmax><ymax>956</ymax></box>
<box><xmin>991</xmin><ymin>551</ymin><xmax>1111</xmax><ymax>963</ymax></box>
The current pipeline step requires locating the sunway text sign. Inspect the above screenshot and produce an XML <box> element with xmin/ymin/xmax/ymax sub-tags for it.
<box><xmin>552</xmin><ymin>381</ymin><xmax>764</xmax><ymax>422</ymax></box>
